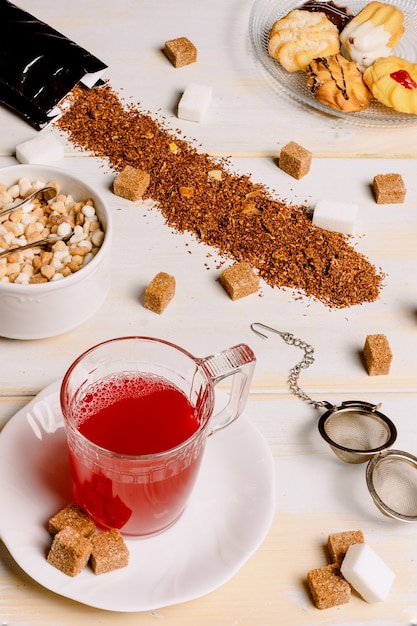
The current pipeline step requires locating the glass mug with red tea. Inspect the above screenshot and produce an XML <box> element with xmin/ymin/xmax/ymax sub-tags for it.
<box><xmin>60</xmin><ymin>336</ymin><xmax>256</xmax><ymax>537</ymax></box>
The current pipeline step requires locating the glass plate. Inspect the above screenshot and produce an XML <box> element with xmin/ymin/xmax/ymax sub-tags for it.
<box><xmin>0</xmin><ymin>381</ymin><xmax>275</xmax><ymax>612</ymax></box>
<box><xmin>249</xmin><ymin>0</ymin><xmax>417</xmax><ymax>126</ymax></box>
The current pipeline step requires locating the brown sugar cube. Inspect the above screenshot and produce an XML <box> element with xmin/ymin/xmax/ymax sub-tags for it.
<box><xmin>164</xmin><ymin>37</ymin><xmax>197</xmax><ymax>68</ymax></box>
<box><xmin>364</xmin><ymin>333</ymin><xmax>392</xmax><ymax>376</ymax></box>
<box><xmin>113</xmin><ymin>165</ymin><xmax>150</xmax><ymax>201</ymax></box>
<box><xmin>90</xmin><ymin>529</ymin><xmax>130</xmax><ymax>575</ymax></box>
<box><xmin>47</xmin><ymin>527</ymin><xmax>92</xmax><ymax>577</ymax></box>
<box><xmin>279</xmin><ymin>141</ymin><xmax>312</xmax><ymax>179</ymax></box>
<box><xmin>144</xmin><ymin>271</ymin><xmax>176</xmax><ymax>313</ymax></box>
<box><xmin>307</xmin><ymin>563</ymin><xmax>351</xmax><ymax>610</ymax></box>
<box><xmin>372</xmin><ymin>173</ymin><xmax>406</xmax><ymax>204</ymax></box>
<box><xmin>219</xmin><ymin>262</ymin><xmax>259</xmax><ymax>300</ymax></box>
<box><xmin>48</xmin><ymin>503</ymin><xmax>96</xmax><ymax>537</ymax></box>
<box><xmin>328</xmin><ymin>530</ymin><xmax>365</xmax><ymax>566</ymax></box>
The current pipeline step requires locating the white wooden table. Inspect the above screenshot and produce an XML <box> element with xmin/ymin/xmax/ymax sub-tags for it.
<box><xmin>1</xmin><ymin>1</ymin><xmax>417</xmax><ymax>624</ymax></box>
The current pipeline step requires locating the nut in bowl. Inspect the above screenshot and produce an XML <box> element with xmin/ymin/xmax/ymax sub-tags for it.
<box><xmin>0</xmin><ymin>165</ymin><xmax>112</xmax><ymax>339</ymax></box>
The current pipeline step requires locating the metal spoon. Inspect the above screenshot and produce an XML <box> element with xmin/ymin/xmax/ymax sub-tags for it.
<box><xmin>0</xmin><ymin>186</ymin><xmax>57</xmax><ymax>219</ymax></box>
<box><xmin>0</xmin><ymin>232</ymin><xmax>73</xmax><ymax>259</ymax></box>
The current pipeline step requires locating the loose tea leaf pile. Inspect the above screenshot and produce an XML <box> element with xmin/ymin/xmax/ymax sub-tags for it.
<box><xmin>56</xmin><ymin>83</ymin><xmax>384</xmax><ymax>308</ymax></box>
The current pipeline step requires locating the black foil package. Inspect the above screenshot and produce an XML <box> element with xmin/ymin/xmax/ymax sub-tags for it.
<box><xmin>0</xmin><ymin>0</ymin><xmax>108</xmax><ymax>129</ymax></box>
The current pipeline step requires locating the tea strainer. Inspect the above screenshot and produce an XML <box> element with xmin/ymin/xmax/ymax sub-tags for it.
<box><xmin>250</xmin><ymin>322</ymin><xmax>417</xmax><ymax>522</ymax></box>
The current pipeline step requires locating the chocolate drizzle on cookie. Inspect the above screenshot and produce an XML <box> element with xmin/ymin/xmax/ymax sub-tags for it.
<box><xmin>308</xmin><ymin>56</ymin><xmax>349</xmax><ymax>101</ymax></box>
<box><xmin>299</xmin><ymin>0</ymin><xmax>352</xmax><ymax>32</ymax></box>
<box><xmin>306</xmin><ymin>54</ymin><xmax>372</xmax><ymax>112</ymax></box>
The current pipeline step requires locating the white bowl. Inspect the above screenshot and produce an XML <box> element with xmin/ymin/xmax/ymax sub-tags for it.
<box><xmin>0</xmin><ymin>165</ymin><xmax>112</xmax><ymax>340</ymax></box>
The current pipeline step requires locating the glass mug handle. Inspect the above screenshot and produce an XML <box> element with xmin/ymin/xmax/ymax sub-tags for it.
<box><xmin>199</xmin><ymin>343</ymin><xmax>256</xmax><ymax>435</ymax></box>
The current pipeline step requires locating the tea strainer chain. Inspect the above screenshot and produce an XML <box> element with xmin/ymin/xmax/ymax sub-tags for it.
<box><xmin>250</xmin><ymin>321</ymin><xmax>417</xmax><ymax>523</ymax></box>
<box><xmin>251</xmin><ymin>322</ymin><xmax>328</xmax><ymax>410</ymax></box>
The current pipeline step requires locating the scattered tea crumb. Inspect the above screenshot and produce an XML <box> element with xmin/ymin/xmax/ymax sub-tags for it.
<box><xmin>56</xmin><ymin>84</ymin><xmax>384</xmax><ymax>309</ymax></box>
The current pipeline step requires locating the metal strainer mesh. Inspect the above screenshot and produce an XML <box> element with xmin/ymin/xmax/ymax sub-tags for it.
<box><xmin>318</xmin><ymin>404</ymin><xmax>397</xmax><ymax>464</ymax></box>
<box><xmin>366</xmin><ymin>451</ymin><xmax>417</xmax><ymax>521</ymax></box>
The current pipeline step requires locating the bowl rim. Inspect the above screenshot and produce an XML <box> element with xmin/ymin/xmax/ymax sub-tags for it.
<box><xmin>0</xmin><ymin>164</ymin><xmax>112</xmax><ymax>291</ymax></box>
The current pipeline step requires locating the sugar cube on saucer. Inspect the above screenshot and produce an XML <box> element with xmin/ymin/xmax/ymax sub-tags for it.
<box><xmin>178</xmin><ymin>83</ymin><xmax>212</xmax><ymax>122</ymax></box>
<box><xmin>47</xmin><ymin>527</ymin><xmax>92</xmax><ymax>577</ymax></box>
<box><xmin>48</xmin><ymin>503</ymin><xmax>96</xmax><ymax>537</ymax></box>
<box><xmin>312</xmin><ymin>199</ymin><xmax>358</xmax><ymax>235</ymax></box>
<box><xmin>90</xmin><ymin>528</ymin><xmax>129</xmax><ymax>575</ymax></box>
<box><xmin>16</xmin><ymin>132</ymin><xmax>64</xmax><ymax>165</ymax></box>
<box><xmin>340</xmin><ymin>542</ymin><xmax>395</xmax><ymax>603</ymax></box>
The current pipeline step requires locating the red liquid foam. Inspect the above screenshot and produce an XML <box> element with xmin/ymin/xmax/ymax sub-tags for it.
<box><xmin>68</xmin><ymin>372</ymin><xmax>206</xmax><ymax>535</ymax></box>
<box><xmin>76</xmin><ymin>372</ymin><xmax>199</xmax><ymax>454</ymax></box>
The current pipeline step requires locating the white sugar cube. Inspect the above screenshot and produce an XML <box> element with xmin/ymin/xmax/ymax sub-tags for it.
<box><xmin>177</xmin><ymin>83</ymin><xmax>212</xmax><ymax>122</ymax></box>
<box><xmin>16</xmin><ymin>133</ymin><xmax>64</xmax><ymax>165</ymax></box>
<box><xmin>341</xmin><ymin>543</ymin><xmax>395</xmax><ymax>603</ymax></box>
<box><xmin>312</xmin><ymin>199</ymin><xmax>358</xmax><ymax>235</ymax></box>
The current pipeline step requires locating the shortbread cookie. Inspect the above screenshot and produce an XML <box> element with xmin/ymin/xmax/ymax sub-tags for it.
<box><xmin>306</xmin><ymin>54</ymin><xmax>372</xmax><ymax>113</ymax></box>
<box><xmin>340</xmin><ymin>1</ymin><xmax>404</xmax><ymax>71</ymax></box>
<box><xmin>364</xmin><ymin>56</ymin><xmax>417</xmax><ymax>114</ymax></box>
<box><xmin>268</xmin><ymin>9</ymin><xmax>340</xmax><ymax>73</ymax></box>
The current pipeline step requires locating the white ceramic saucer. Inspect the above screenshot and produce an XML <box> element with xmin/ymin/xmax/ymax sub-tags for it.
<box><xmin>0</xmin><ymin>380</ymin><xmax>275</xmax><ymax>612</ymax></box>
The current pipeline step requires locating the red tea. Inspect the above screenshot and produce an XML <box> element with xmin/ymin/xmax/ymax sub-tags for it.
<box><xmin>75</xmin><ymin>372</ymin><xmax>200</xmax><ymax>454</ymax></box>
<box><xmin>67</xmin><ymin>372</ymin><xmax>206</xmax><ymax>535</ymax></box>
